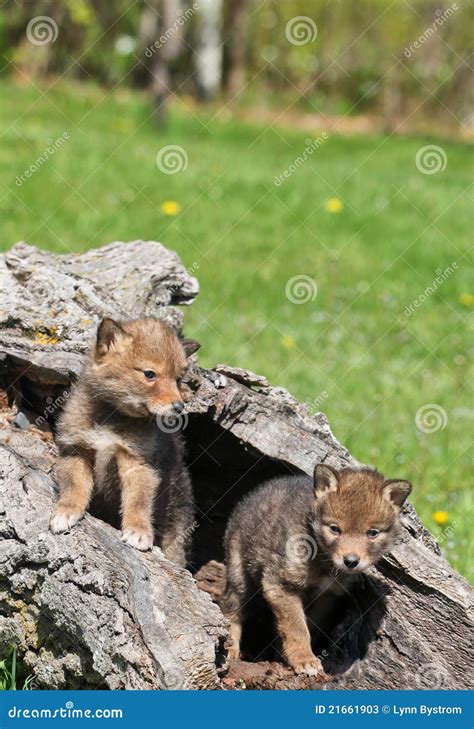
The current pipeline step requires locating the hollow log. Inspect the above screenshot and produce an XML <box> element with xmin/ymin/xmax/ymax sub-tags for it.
<box><xmin>0</xmin><ymin>241</ymin><xmax>472</xmax><ymax>690</ymax></box>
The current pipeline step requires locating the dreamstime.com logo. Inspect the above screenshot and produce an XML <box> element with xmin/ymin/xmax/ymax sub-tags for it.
<box><xmin>168</xmin><ymin>261</ymin><xmax>200</xmax><ymax>296</ymax></box>
<box><xmin>285</xmin><ymin>16</ymin><xmax>317</xmax><ymax>45</ymax></box>
<box><xmin>413</xmin><ymin>662</ymin><xmax>450</xmax><ymax>689</ymax></box>
<box><xmin>35</xmin><ymin>391</ymin><xmax>70</xmax><ymax>428</ymax></box>
<box><xmin>415</xmin><ymin>145</ymin><xmax>447</xmax><ymax>175</ymax></box>
<box><xmin>156</xmin><ymin>412</ymin><xmax>189</xmax><ymax>433</ymax></box>
<box><xmin>26</xmin><ymin>16</ymin><xmax>59</xmax><ymax>45</ymax></box>
<box><xmin>156</xmin><ymin>145</ymin><xmax>188</xmax><ymax>174</ymax></box>
<box><xmin>15</xmin><ymin>132</ymin><xmax>70</xmax><ymax>187</ymax></box>
<box><xmin>167</xmin><ymin>519</ymin><xmax>198</xmax><ymax>553</ymax></box>
<box><xmin>404</xmin><ymin>3</ymin><xmax>459</xmax><ymax>58</ymax></box>
<box><xmin>415</xmin><ymin>404</ymin><xmax>448</xmax><ymax>433</ymax></box>
<box><xmin>309</xmin><ymin>390</ymin><xmax>329</xmax><ymax>414</ymax></box>
<box><xmin>285</xmin><ymin>275</ymin><xmax>318</xmax><ymax>304</ymax></box>
<box><xmin>29</xmin><ymin>514</ymin><xmax>63</xmax><ymax>563</ymax></box>
<box><xmin>285</xmin><ymin>533</ymin><xmax>318</xmax><ymax>562</ymax></box>
<box><xmin>7</xmin><ymin>701</ymin><xmax>123</xmax><ymax>720</ymax></box>
<box><xmin>404</xmin><ymin>261</ymin><xmax>458</xmax><ymax>316</ymax></box>
<box><xmin>274</xmin><ymin>134</ymin><xmax>329</xmax><ymax>186</ymax></box>
<box><xmin>145</xmin><ymin>2</ymin><xmax>199</xmax><ymax>58</ymax></box>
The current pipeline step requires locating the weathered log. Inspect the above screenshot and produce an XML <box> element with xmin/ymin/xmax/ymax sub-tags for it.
<box><xmin>0</xmin><ymin>420</ymin><xmax>226</xmax><ymax>689</ymax></box>
<box><xmin>0</xmin><ymin>241</ymin><xmax>472</xmax><ymax>691</ymax></box>
<box><xmin>0</xmin><ymin>240</ymin><xmax>198</xmax><ymax>386</ymax></box>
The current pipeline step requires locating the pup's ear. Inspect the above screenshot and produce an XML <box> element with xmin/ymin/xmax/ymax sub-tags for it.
<box><xmin>181</xmin><ymin>339</ymin><xmax>201</xmax><ymax>357</ymax></box>
<box><xmin>313</xmin><ymin>464</ymin><xmax>339</xmax><ymax>497</ymax></box>
<box><xmin>96</xmin><ymin>318</ymin><xmax>129</xmax><ymax>357</ymax></box>
<box><xmin>382</xmin><ymin>479</ymin><xmax>412</xmax><ymax>508</ymax></box>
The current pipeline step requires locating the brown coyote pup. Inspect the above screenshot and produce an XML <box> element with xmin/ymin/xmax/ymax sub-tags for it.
<box><xmin>50</xmin><ymin>317</ymin><xmax>199</xmax><ymax>563</ymax></box>
<box><xmin>222</xmin><ymin>464</ymin><xmax>411</xmax><ymax>676</ymax></box>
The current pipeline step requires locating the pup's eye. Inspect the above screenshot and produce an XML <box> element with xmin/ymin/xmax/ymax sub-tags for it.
<box><xmin>143</xmin><ymin>370</ymin><xmax>156</xmax><ymax>380</ymax></box>
<box><xmin>367</xmin><ymin>528</ymin><xmax>380</xmax><ymax>538</ymax></box>
<box><xmin>329</xmin><ymin>524</ymin><xmax>341</xmax><ymax>535</ymax></box>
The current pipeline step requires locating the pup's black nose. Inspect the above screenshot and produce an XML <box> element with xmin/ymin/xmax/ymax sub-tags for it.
<box><xmin>343</xmin><ymin>554</ymin><xmax>360</xmax><ymax>569</ymax></box>
<box><xmin>172</xmin><ymin>401</ymin><xmax>184</xmax><ymax>413</ymax></box>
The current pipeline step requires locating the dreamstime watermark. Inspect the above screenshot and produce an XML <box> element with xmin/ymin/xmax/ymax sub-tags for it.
<box><xmin>285</xmin><ymin>275</ymin><xmax>317</xmax><ymax>304</ymax></box>
<box><xmin>404</xmin><ymin>261</ymin><xmax>458</xmax><ymax>316</ymax></box>
<box><xmin>404</xmin><ymin>3</ymin><xmax>459</xmax><ymax>58</ymax></box>
<box><xmin>186</xmin><ymin>261</ymin><xmax>200</xmax><ymax>277</ymax></box>
<box><xmin>285</xmin><ymin>533</ymin><xmax>318</xmax><ymax>562</ymax></box>
<box><xmin>167</xmin><ymin>519</ymin><xmax>198</xmax><ymax>559</ymax></box>
<box><xmin>437</xmin><ymin>519</ymin><xmax>458</xmax><ymax>544</ymax></box>
<box><xmin>156</xmin><ymin>411</ymin><xmax>189</xmax><ymax>434</ymax></box>
<box><xmin>415</xmin><ymin>404</ymin><xmax>448</xmax><ymax>434</ymax></box>
<box><xmin>15</xmin><ymin>132</ymin><xmax>70</xmax><ymax>187</ymax></box>
<box><xmin>274</xmin><ymin>134</ymin><xmax>329</xmax><ymax>186</ymax></box>
<box><xmin>413</xmin><ymin>661</ymin><xmax>450</xmax><ymax>689</ymax></box>
<box><xmin>8</xmin><ymin>702</ymin><xmax>123</xmax><ymax>719</ymax></box>
<box><xmin>27</xmin><ymin>275</ymin><xmax>53</xmax><ymax>303</ymax></box>
<box><xmin>35</xmin><ymin>391</ymin><xmax>70</xmax><ymax>429</ymax></box>
<box><xmin>169</xmin><ymin>261</ymin><xmax>200</xmax><ymax>296</ymax></box>
<box><xmin>145</xmin><ymin>2</ymin><xmax>199</xmax><ymax>58</ymax></box>
<box><xmin>26</xmin><ymin>15</ymin><xmax>59</xmax><ymax>45</ymax></box>
<box><xmin>309</xmin><ymin>391</ymin><xmax>329</xmax><ymax>414</ymax></box>
<box><xmin>415</xmin><ymin>145</ymin><xmax>447</xmax><ymax>174</ymax></box>
<box><xmin>156</xmin><ymin>145</ymin><xmax>188</xmax><ymax>174</ymax></box>
<box><xmin>28</xmin><ymin>513</ymin><xmax>63</xmax><ymax>563</ymax></box>
<box><xmin>285</xmin><ymin>16</ymin><xmax>317</xmax><ymax>45</ymax></box>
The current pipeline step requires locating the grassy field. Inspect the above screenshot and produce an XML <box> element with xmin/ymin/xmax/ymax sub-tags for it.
<box><xmin>1</xmin><ymin>80</ymin><xmax>472</xmax><ymax>578</ymax></box>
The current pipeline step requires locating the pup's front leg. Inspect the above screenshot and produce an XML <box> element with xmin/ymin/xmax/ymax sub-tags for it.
<box><xmin>221</xmin><ymin>584</ymin><xmax>243</xmax><ymax>660</ymax></box>
<box><xmin>262</xmin><ymin>577</ymin><xmax>325</xmax><ymax>677</ymax></box>
<box><xmin>116</xmin><ymin>449</ymin><xmax>158</xmax><ymax>551</ymax></box>
<box><xmin>50</xmin><ymin>454</ymin><xmax>94</xmax><ymax>533</ymax></box>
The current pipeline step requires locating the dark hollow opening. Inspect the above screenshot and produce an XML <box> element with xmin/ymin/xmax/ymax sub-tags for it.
<box><xmin>184</xmin><ymin>412</ymin><xmax>296</xmax><ymax>569</ymax></box>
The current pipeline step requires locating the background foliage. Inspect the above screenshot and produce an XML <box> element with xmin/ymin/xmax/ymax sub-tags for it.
<box><xmin>0</xmin><ymin>0</ymin><xmax>472</xmax><ymax>130</ymax></box>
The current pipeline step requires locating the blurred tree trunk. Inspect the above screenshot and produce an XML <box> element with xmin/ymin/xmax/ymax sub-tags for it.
<box><xmin>137</xmin><ymin>0</ymin><xmax>187</xmax><ymax>126</ymax></box>
<box><xmin>194</xmin><ymin>0</ymin><xmax>223</xmax><ymax>100</ymax></box>
<box><xmin>222</xmin><ymin>0</ymin><xmax>249</xmax><ymax>97</ymax></box>
<box><xmin>15</xmin><ymin>1</ymin><xmax>65</xmax><ymax>80</ymax></box>
<box><xmin>381</xmin><ymin>65</ymin><xmax>403</xmax><ymax>133</ymax></box>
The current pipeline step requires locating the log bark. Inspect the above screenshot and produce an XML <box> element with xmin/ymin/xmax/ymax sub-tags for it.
<box><xmin>0</xmin><ymin>423</ymin><xmax>226</xmax><ymax>690</ymax></box>
<box><xmin>0</xmin><ymin>240</ymin><xmax>198</xmax><ymax>386</ymax></box>
<box><xmin>0</xmin><ymin>241</ymin><xmax>472</xmax><ymax>691</ymax></box>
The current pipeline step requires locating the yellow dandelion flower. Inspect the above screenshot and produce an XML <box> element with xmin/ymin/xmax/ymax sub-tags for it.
<box><xmin>432</xmin><ymin>511</ymin><xmax>449</xmax><ymax>525</ymax></box>
<box><xmin>161</xmin><ymin>200</ymin><xmax>181</xmax><ymax>216</ymax></box>
<box><xmin>281</xmin><ymin>335</ymin><xmax>296</xmax><ymax>350</ymax></box>
<box><xmin>325</xmin><ymin>197</ymin><xmax>343</xmax><ymax>213</ymax></box>
<box><xmin>459</xmin><ymin>293</ymin><xmax>474</xmax><ymax>307</ymax></box>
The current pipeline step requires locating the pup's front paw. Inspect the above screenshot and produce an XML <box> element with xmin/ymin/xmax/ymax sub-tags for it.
<box><xmin>288</xmin><ymin>651</ymin><xmax>324</xmax><ymax>677</ymax></box>
<box><xmin>50</xmin><ymin>508</ymin><xmax>83</xmax><ymax>534</ymax></box>
<box><xmin>121</xmin><ymin>527</ymin><xmax>153</xmax><ymax>551</ymax></box>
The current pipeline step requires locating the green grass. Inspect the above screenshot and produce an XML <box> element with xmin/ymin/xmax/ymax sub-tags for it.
<box><xmin>0</xmin><ymin>646</ymin><xmax>33</xmax><ymax>690</ymax></box>
<box><xmin>0</xmin><ymin>79</ymin><xmax>472</xmax><ymax>579</ymax></box>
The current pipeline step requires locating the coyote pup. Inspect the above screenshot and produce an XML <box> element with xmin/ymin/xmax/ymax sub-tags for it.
<box><xmin>50</xmin><ymin>317</ymin><xmax>199</xmax><ymax>563</ymax></box>
<box><xmin>223</xmin><ymin>464</ymin><xmax>411</xmax><ymax>676</ymax></box>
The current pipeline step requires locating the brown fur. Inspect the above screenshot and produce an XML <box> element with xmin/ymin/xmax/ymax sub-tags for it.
<box><xmin>222</xmin><ymin>465</ymin><xmax>411</xmax><ymax>676</ymax></box>
<box><xmin>50</xmin><ymin>317</ymin><xmax>199</xmax><ymax>562</ymax></box>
